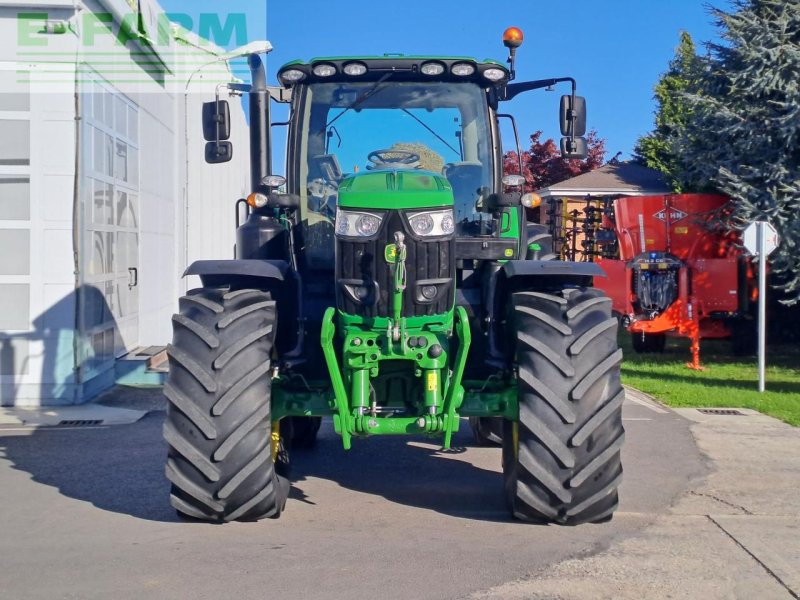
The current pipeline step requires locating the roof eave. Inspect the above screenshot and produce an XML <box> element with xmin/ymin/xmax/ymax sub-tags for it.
<box><xmin>537</xmin><ymin>187</ymin><xmax>672</xmax><ymax>197</ymax></box>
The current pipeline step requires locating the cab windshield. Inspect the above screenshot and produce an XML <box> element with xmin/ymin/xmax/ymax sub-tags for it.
<box><xmin>295</xmin><ymin>80</ymin><xmax>494</xmax><ymax>268</ymax></box>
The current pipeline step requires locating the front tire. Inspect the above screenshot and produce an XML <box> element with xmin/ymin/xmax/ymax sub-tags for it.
<box><xmin>503</xmin><ymin>288</ymin><xmax>625</xmax><ymax>524</ymax></box>
<box><xmin>164</xmin><ymin>288</ymin><xmax>289</xmax><ymax>522</ymax></box>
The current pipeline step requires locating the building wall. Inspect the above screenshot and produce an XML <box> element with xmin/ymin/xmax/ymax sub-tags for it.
<box><xmin>0</xmin><ymin>1</ymin><xmax>250</xmax><ymax>405</ymax></box>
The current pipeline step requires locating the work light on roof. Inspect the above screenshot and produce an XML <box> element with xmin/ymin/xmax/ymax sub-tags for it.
<box><xmin>312</xmin><ymin>63</ymin><xmax>337</xmax><ymax>77</ymax></box>
<box><xmin>280</xmin><ymin>69</ymin><xmax>305</xmax><ymax>83</ymax></box>
<box><xmin>451</xmin><ymin>63</ymin><xmax>476</xmax><ymax>77</ymax></box>
<box><xmin>483</xmin><ymin>67</ymin><xmax>506</xmax><ymax>82</ymax></box>
<box><xmin>420</xmin><ymin>62</ymin><xmax>446</xmax><ymax>76</ymax></box>
<box><xmin>343</xmin><ymin>62</ymin><xmax>368</xmax><ymax>76</ymax></box>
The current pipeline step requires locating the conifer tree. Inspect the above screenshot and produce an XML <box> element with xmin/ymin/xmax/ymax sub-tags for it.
<box><xmin>635</xmin><ymin>31</ymin><xmax>698</xmax><ymax>191</ymax></box>
<box><xmin>677</xmin><ymin>0</ymin><xmax>800</xmax><ymax>302</ymax></box>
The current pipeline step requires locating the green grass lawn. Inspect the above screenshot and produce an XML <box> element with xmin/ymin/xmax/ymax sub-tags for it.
<box><xmin>619</xmin><ymin>333</ymin><xmax>800</xmax><ymax>426</ymax></box>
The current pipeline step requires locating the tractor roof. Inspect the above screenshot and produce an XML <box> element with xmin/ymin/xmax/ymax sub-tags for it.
<box><xmin>276</xmin><ymin>55</ymin><xmax>509</xmax><ymax>87</ymax></box>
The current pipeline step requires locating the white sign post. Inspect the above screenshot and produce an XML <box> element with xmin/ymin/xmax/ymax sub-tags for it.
<box><xmin>743</xmin><ymin>221</ymin><xmax>780</xmax><ymax>392</ymax></box>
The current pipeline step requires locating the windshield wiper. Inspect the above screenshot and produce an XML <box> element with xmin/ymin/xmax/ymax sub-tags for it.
<box><xmin>400</xmin><ymin>109</ymin><xmax>461</xmax><ymax>157</ymax></box>
<box><xmin>321</xmin><ymin>72</ymin><xmax>394</xmax><ymax>133</ymax></box>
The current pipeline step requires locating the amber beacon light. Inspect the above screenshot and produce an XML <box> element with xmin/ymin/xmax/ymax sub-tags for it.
<box><xmin>503</xmin><ymin>27</ymin><xmax>524</xmax><ymax>80</ymax></box>
<box><xmin>503</xmin><ymin>27</ymin><xmax>524</xmax><ymax>49</ymax></box>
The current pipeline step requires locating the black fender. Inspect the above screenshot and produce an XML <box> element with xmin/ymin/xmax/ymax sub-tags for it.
<box><xmin>183</xmin><ymin>259</ymin><xmax>305</xmax><ymax>366</ymax></box>
<box><xmin>485</xmin><ymin>260</ymin><xmax>608</xmax><ymax>368</ymax></box>
<box><xmin>502</xmin><ymin>259</ymin><xmax>606</xmax><ymax>283</ymax></box>
<box><xmin>184</xmin><ymin>259</ymin><xmax>289</xmax><ymax>288</ymax></box>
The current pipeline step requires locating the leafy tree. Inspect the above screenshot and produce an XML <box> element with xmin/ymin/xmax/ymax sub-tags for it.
<box><xmin>634</xmin><ymin>31</ymin><xmax>698</xmax><ymax>191</ymax></box>
<box><xmin>503</xmin><ymin>130</ymin><xmax>606</xmax><ymax>192</ymax></box>
<box><xmin>676</xmin><ymin>0</ymin><xmax>800</xmax><ymax>303</ymax></box>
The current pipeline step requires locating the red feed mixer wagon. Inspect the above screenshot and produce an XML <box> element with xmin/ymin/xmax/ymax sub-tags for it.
<box><xmin>594</xmin><ymin>194</ymin><xmax>755</xmax><ymax>368</ymax></box>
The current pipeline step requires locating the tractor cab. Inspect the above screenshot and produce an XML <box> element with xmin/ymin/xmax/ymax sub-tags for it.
<box><xmin>279</xmin><ymin>56</ymin><xmax>502</xmax><ymax>267</ymax></box>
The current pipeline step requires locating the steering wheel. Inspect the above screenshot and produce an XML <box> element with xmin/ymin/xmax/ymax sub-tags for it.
<box><xmin>367</xmin><ymin>149</ymin><xmax>421</xmax><ymax>169</ymax></box>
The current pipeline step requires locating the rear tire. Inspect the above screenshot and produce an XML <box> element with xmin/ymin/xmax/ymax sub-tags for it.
<box><xmin>527</xmin><ymin>223</ymin><xmax>557</xmax><ymax>261</ymax></box>
<box><xmin>469</xmin><ymin>416</ymin><xmax>503</xmax><ymax>446</ymax></box>
<box><xmin>288</xmin><ymin>416</ymin><xmax>322</xmax><ymax>449</ymax></box>
<box><xmin>164</xmin><ymin>288</ymin><xmax>289</xmax><ymax>522</ymax></box>
<box><xmin>502</xmin><ymin>288</ymin><xmax>625</xmax><ymax>524</ymax></box>
<box><xmin>631</xmin><ymin>331</ymin><xmax>666</xmax><ymax>353</ymax></box>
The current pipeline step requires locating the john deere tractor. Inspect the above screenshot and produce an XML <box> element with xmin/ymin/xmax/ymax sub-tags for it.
<box><xmin>164</xmin><ymin>29</ymin><xmax>624</xmax><ymax>524</ymax></box>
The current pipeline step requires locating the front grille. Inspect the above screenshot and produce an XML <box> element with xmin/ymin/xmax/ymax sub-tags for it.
<box><xmin>337</xmin><ymin>211</ymin><xmax>454</xmax><ymax>318</ymax></box>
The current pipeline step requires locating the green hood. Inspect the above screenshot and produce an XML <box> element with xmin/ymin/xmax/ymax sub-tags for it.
<box><xmin>338</xmin><ymin>170</ymin><xmax>454</xmax><ymax>210</ymax></box>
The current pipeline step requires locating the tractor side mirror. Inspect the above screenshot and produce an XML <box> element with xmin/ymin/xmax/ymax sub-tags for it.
<box><xmin>202</xmin><ymin>100</ymin><xmax>231</xmax><ymax>141</ymax></box>
<box><xmin>560</xmin><ymin>95</ymin><xmax>588</xmax><ymax>159</ymax></box>
<box><xmin>205</xmin><ymin>141</ymin><xmax>233</xmax><ymax>164</ymax></box>
<box><xmin>560</xmin><ymin>136</ymin><xmax>588</xmax><ymax>159</ymax></box>
<box><xmin>203</xmin><ymin>100</ymin><xmax>233</xmax><ymax>164</ymax></box>
<box><xmin>559</xmin><ymin>95</ymin><xmax>586</xmax><ymax>137</ymax></box>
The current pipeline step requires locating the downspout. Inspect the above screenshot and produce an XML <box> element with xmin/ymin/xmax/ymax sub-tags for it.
<box><xmin>70</xmin><ymin>0</ymin><xmax>82</xmax><ymax>402</ymax></box>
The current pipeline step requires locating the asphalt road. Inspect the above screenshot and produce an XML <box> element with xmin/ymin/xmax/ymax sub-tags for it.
<box><xmin>0</xmin><ymin>393</ymin><xmax>705</xmax><ymax>600</ymax></box>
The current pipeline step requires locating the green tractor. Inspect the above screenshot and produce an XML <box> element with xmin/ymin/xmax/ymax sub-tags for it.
<box><xmin>164</xmin><ymin>28</ymin><xmax>624</xmax><ymax>524</ymax></box>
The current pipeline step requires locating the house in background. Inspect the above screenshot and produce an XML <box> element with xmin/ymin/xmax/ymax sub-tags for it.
<box><xmin>535</xmin><ymin>161</ymin><xmax>673</xmax><ymax>259</ymax></box>
<box><xmin>0</xmin><ymin>0</ymin><xmax>254</xmax><ymax>406</ymax></box>
<box><xmin>537</xmin><ymin>161</ymin><xmax>672</xmax><ymax>206</ymax></box>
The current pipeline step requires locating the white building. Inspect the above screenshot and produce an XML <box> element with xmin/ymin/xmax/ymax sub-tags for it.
<box><xmin>0</xmin><ymin>0</ymin><xmax>252</xmax><ymax>406</ymax></box>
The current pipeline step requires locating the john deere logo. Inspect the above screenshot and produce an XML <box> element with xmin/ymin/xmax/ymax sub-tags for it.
<box><xmin>653</xmin><ymin>208</ymin><xmax>688</xmax><ymax>223</ymax></box>
<box><xmin>384</xmin><ymin>244</ymin><xmax>397</xmax><ymax>263</ymax></box>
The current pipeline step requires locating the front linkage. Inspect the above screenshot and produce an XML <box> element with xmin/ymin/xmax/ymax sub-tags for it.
<box><xmin>320</xmin><ymin>228</ymin><xmax>473</xmax><ymax>451</ymax></box>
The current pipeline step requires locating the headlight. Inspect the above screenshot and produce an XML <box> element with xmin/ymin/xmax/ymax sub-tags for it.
<box><xmin>356</xmin><ymin>214</ymin><xmax>381</xmax><ymax>236</ymax></box>
<box><xmin>335</xmin><ymin>209</ymin><xmax>384</xmax><ymax>237</ymax></box>
<box><xmin>407</xmin><ymin>209</ymin><xmax>455</xmax><ymax>237</ymax></box>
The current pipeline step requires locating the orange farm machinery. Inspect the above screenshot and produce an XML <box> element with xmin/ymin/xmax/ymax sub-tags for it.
<box><xmin>552</xmin><ymin>194</ymin><xmax>755</xmax><ymax>368</ymax></box>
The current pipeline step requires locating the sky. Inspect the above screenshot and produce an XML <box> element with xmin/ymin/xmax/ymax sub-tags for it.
<box><xmin>160</xmin><ymin>0</ymin><xmax>733</xmax><ymax>164</ymax></box>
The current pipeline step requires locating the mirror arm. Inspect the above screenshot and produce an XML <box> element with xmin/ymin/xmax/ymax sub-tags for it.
<box><xmin>502</xmin><ymin>77</ymin><xmax>575</xmax><ymax>101</ymax></box>
<box><xmin>214</xmin><ymin>83</ymin><xmax>227</xmax><ymax>146</ymax></box>
<box><xmin>228</xmin><ymin>82</ymin><xmax>252</xmax><ymax>94</ymax></box>
<box><xmin>267</xmin><ymin>86</ymin><xmax>292</xmax><ymax>103</ymax></box>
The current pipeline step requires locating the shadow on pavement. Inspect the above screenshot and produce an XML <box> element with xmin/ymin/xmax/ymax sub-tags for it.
<box><xmin>0</xmin><ymin>412</ymin><xmax>180</xmax><ymax>523</ymax></box>
<box><xmin>1</xmin><ymin>411</ymin><xmax>517</xmax><ymax>524</ymax></box>
<box><xmin>289</xmin><ymin>424</ymin><xmax>517</xmax><ymax>523</ymax></box>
